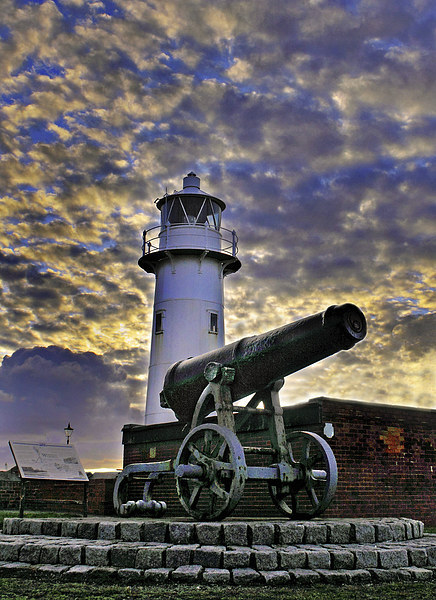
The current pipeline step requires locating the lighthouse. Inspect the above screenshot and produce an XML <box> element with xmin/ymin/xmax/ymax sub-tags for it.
<box><xmin>139</xmin><ymin>172</ymin><xmax>241</xmax><ymax>425</ymax></box>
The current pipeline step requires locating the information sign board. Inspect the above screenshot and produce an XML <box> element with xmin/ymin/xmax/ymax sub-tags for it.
<box><xmin>9</xmin><ymin>441</ymin><xmax>89</xmax><ymax>482</ymax></box>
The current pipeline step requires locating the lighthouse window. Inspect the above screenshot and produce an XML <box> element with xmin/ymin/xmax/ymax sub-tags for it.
<box><xmin>155</xmin><ymin>311</ymin><xmax>164</xmax><ymax>334</ymax></box>
<box><xmin>209</xmin><ymin>312</ymin><xmax>218</xmax><ymax>334</ymax></box>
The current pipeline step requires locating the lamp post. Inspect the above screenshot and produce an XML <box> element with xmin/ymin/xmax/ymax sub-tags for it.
<box><xmin>64</xmin><ymin>422</ymin><xmax>74</xmax><ymax>445</ymax></box>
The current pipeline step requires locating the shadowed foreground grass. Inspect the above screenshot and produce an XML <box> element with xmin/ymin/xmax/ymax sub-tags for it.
<box><xmin>0</xmin><ymin>578</ymin><xmax>435</xmax><ymax>600</ymax></box>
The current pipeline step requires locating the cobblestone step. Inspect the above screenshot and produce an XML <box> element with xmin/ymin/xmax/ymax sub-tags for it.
<box><xmin>0</xmin><ymin>524</ymin><xmax>435</xmax><ymax>586</ymax></box>
<box><xmin>2</xmin><ymin>516</ymin><xmax>426</xmax><ymax>546</ymax></box>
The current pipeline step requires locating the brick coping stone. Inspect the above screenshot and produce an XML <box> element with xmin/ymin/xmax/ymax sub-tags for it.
<box><xmin>0</xmin><ymin>518</ymin><xmax>435</xmax><ymax>586</ymax></box>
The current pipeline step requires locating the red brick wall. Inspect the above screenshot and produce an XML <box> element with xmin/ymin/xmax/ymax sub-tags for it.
<box><xmin>0</xmin><ymin>474</ymin><xmax>116</xmax><ymax>516</ymax></box>
<box><xmin>122</xmin><ymin>398</ymin><xmax>436</xmax><ymax>525</ymax></box>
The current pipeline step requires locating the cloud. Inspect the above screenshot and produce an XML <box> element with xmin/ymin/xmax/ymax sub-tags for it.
<box><xmin>0</xmin><ymin>345</ymin><xmax>142</xmax><ymax>469</ymax></box>
<box><xmin>0</xmin><ymin>0</ymin><xmax>434</xmax><ymax>469</ymax></box>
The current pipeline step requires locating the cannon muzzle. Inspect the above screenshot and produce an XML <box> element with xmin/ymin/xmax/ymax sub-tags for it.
<box><xmin>160</xmin><ymin>303</ymin><xmax>366</xmax><ymax>424</ymax></box>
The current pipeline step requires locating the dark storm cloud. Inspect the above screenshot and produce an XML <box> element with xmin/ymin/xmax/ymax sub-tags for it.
<box><xmin>0</xmin><ymin>345</ymin><xmax>142</xmax><ymax>467</ymax></box>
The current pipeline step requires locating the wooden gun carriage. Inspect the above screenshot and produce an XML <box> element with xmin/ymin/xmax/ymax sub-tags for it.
<box><xmin>114</xmin><ymin>303</ymin><xmax>366</xmax><ymax>521</ymax></box>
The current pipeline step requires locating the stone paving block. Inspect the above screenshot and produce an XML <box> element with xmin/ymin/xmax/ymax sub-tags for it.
<box><xmin>88</xmin><ymin>566</ymin><xmax>118</xmax><ymax>583</ymax></box>
<box><xmin>27</xmin><ymin>520</ymin><xmax>44</xmax><ymax>535</ymax></box>
<box><xmin>58</xmin><ymin>544</ymin><xmax>83</xmax><ymax>565</ymax></box>
<box><xmin>63</xmin><ymin>565</ymin><xmax>95</xmax><ymax>582</ymax></box>
<box><xmin>223</xmin><ymin>548</ymin><xmax>251</xmax><ymax>569</ymax></box>
<box><xmin>279</xmin><ymin>548</ymin><xmax>306</xmax><ymax>569</ymax></box>
<box><xmin>19</xmin><ymin>544</ymin><xmax>41</xmax><ymax>565</ymax></box>
<box><xmin>195</xmin><ymin>523</ymin><xmax>222</xmax><ymax>545</ymax></box>
<box><xmin>38</xmin><ymin>564</ymin><xmax>70</xmax><ymax>575</ymax></box>
<box><xmin>346</xmin><ymin>569</ymin><xmax>371</xmax><ymax>583</ymax></box>
<box><xmin>232</xmin><ymin>567</ymin><xmax>262</xmax><ymax>585</ymax></box>
<box><xmin>166</xmin><ymin>544</ymin><xmax>196</xmax><ymax>569</ymax></box>
<box><xmin>98</xmin><ymin>521</ymin><xmax>120</xmax><ymax>540</ymax></box>
<box><xmin>143</xmin><ymin>521</ymin><xmax>168</xmax><ymax>543</ymax></box>
<box><xmin>85</xmin><ymin>545</ymin><xmax>111</xmax><ymax>567</ymax></box>
<box><xmin>327</xmin><ymin>523</ymin><xmax>351</xmax><ymax>544</ymax></box>
<box><xmin>110</xmin><ymin>545</ymin><xmax>138</xmax><ymax>568</ymax></box>
<box><xmin>391</xmin><ymin>523</ymin><xmax>406</xmax><ymax>541</ymax></box>
<box><xmin>223</xmin><ymin>522</ymin><xmax>248</xmax><ymax>546</ymax></box>
<box><xmin>260</xmin><ymin>570</ymin><xmax>290</xmax><ymax>585</ymax></box>
<box><xmin>304</xmin><ymin>523</ymin><xmax>327</xmax><ymax>545</ymax></box>
<box><xmin>330</xmin><ymin>549</ymin><xmax>354</xmax><ymax>570</ymax></box>
<box><xmin>277</xmin><ymin>522</ymin><xmax>305</xmax><ymax>545</ymax></box>
<box><xmin>171</xmin><ymin>564</ymin><xmax>203</xmax><ymax>582</ymax></box>
<box><xmin>0</xmin><ymin>562</ymin><xmax>34</xmax><ymax>576</ymax></box>
<box><xmin>42</xmin><ymin>520</ymin><xmax>61</xmax><ymax>537</ymax></box>
<box><xmin>135</xmin><ymin>546</ymin><xmax>165</xmax><ymax>570</ymax></box>
<box><xmin>40</xmin><ymin>545</ymin><xmax>60</xmax><ymax>565</ymax></box>
<box><xmin>77</xmin><ymin>522</ymin><xmax>98</xmax><ymax>540</ymax></box>
<box><xmin>119</xmin><ymin>521</ymin><xmax>143</xmax><ymax>542</ymax></box>
<box><xmin>61</xmin><ymin>521</ymin><xmax>79</xmax><ymax>538</ymax></box>
<box><xmin>427</xmin><ymin>546</ymin><xmax>436</xmax><ymax>565</ymax></box>
<box><xmin>354</xmin><ymin>548</ymin><xmax>378</xmax><ymax>569</ymax></box>
<box><xmin>18</xmin><ymin>521</ymin><xmax>32</xmax><ymax>534</ymax></box>
<box><xmin>169</xmin><ymin>522</ymin><xmax>195</xmax><ymax>544</ymax></box>
<box><xmin>306</xmin><ymin>550</ymin><xmax>330</xmax><ymax>570</ymax></box>
<box><xmin>288</xmin><ymin>568</ymin><xmax>321</xmax><ymax>584</ymax></box>
<box><xmin>193</xmin><ymin>545</ymin><xmax>224</xmax><ymax>568</ymax></box>
<box><xmin>368</xmin><ymin>568</ymin><xmax>404</xmax><ymax>582</ymax></box>
<box><xmin>202</xmin><ymin>568</ymin><xmax>231</xmax><ymax>583</ymax></box>
<box><xmin>408</xmin><ymin>547</ymin><xmax>428</xmax><ymax>567</ymax></box>
<box><xmin>0</xmin><ymin>542</ymin><xmax>22</xmax><ymax>561</ymax></box>
<box><xmin>400</xmin><ymin>566</ymin><xmax>433</xmax><ymax>580</ymax></box>
<box><xmin>403</xmin><ymin>521</ymin><xmax>413</xmax><ymax>539</ymax></box>
<box><xmin>118</xmin><ymin>568</ymin><xmax>143</xmax><ymax>582</ymax></box>
<box><xmin>253</xmin><ymin>549</ymin><xmax>278</xmax><ymax>571</ymax></box>
<box><xmin>379</xmin><ymin>548</ymin><xmax>409</xmax><ymax>569</ymax></box>
<box><xmin>2</xmin><ymin>519</ymin><xmax>13</xmax><ymax>535</ymax></box>
<box><xmin>354</xmin><ymin>523</ymin><xmax>375</xmax><ymax>544</ymax></box>
<box><xmin>143</xmin><ymin>567</ymin><xmax>172</xmax><ymax>582</ymax></box>
<box><xmin>375</xmin><ymin>524</ymin><xmax>392</xmax><ymax>542</ymax></box>
<box><xmin>316</xmin><ymin>569</ymin><xmax>349</xmax><ymax>584</ymax></box>
<box><xmin>250</xmin><ymin>522</ymin><xmax>275</xmax><ymax>546</ymax></box>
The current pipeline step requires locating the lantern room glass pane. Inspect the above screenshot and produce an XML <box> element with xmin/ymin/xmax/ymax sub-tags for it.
<box><xmin>160</xmin><ymin>196</ymin><xmax>221</xmax><ymax>229</ymax></box>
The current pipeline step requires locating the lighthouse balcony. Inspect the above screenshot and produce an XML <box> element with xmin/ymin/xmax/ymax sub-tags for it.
<box><xmin>143</xmin><ymin>223</ymin><xmax>238</xmax><ymax>256</ymax></box>
<box><xmin>139</xmin><ymin>224</ymin><xmax>241</xmax><ymax>276</ymax></box>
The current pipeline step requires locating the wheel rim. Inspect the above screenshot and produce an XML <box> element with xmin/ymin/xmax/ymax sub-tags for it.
<box><xmin>175</xmin><ymin>424</ymin><xmax>247</xmax><ymax>521</ymax></box>
<box><xmin>269</xmin><ymin>430</ymin><xmax>337</xmax><ymax>519</ymax></box>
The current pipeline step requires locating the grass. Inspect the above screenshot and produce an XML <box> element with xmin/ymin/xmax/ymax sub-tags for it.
<box><xmin>0</xmin><ymin>579</ymin><xmax>434</xmax><ymax>600</ymax></box>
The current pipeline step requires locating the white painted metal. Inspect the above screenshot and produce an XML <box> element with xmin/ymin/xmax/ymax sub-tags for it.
<box><xmin>141</xmin><ymin>173</ymin><xmax>240</xmax><ymax>425</ymax></box>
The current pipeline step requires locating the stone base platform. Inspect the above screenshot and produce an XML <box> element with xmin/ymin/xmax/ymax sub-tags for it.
<box><xmin>1</xmin><ymin>517</ymin><xmax>435</xmax><ymax>586</ymax></box>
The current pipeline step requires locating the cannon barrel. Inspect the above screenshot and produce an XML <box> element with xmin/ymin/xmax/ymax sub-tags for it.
<box><xmin>160</xmin><ymin>303</ymin><xmax>366</xmax><ymax>424</ymax></box>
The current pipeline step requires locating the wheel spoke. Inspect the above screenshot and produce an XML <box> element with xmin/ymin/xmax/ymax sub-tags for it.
<box><xmin>210</xmin><ymin>481</ymin><xmax>230</xmax><ymax>501</ymax></box>
<box><xmin>203</xmin><ymin>429</ymin><xmax>213</xmax><ymax>454</ymax></box>
<box><xmin>189</xmin><ymin>482</ymin><xmax>204</xmax><ymax>509</ymax></box>
<box><xmin>306</xmin><ymin>483</ymin><xmax>319</xmax><ymax>508</ymax></box>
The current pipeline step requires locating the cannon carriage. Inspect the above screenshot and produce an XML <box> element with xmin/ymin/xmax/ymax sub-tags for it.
<box><xmin>114</xmin><ymin>303</ymin><xmax>366</xmax><ymax>521</ymax></box>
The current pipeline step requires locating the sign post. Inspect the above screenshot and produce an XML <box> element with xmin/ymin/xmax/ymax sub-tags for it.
<box><xmin>9</xmin><ymin>442</ymin><xmax>89</xmax><ymax>517</ymax></box>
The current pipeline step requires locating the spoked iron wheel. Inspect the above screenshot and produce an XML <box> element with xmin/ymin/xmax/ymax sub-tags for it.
<box><xmin>269</xmin><ymin>431</ymin><xmax>337</xmax><ymax>519</ymax></box>
<box><xmin>175</xmin><ymin>424</ymin><xmax>247</xmax><ymax>521</ymax></box>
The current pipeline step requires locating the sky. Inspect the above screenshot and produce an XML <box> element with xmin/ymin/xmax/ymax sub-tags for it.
<box><xmin>0</xmin><ymin>0</ymin><xmax>435</xmax><ymax>471</ymax></box>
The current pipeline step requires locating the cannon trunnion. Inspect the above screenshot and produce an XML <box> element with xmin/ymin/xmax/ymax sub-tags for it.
<box><xmin>114</xmin><ymin>303</ymin><xmax>367</xmax><ymax>521</ymax></box>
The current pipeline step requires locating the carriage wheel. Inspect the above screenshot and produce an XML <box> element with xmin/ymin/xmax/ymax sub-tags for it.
<box><xmin>269</xmin><ymin>431</ymin><xmax>337</xmax><ymax>519</ymax></box>
<box><xmin>175</xmin><ymin>424</ymin><xmax>247</xmax><ymax>521</ymax></box>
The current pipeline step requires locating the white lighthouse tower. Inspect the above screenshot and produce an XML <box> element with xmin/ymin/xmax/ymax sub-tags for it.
<box><xmin>139</xmin><ymin>172</ymin><xmax>241</xmax><ymax>425</ymax></box>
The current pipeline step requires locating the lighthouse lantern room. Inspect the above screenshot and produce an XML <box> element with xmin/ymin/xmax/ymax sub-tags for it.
<box><xmin>139</xmin><ymin>172</ymin><xmax>241</xmax><ymax>425</ymax></box>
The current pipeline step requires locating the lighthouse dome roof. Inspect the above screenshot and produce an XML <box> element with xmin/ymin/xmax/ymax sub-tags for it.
<box><xmin>156</xmin><ymin>172</ymin><xmax>226</xmax><ymax>211</ymax></box>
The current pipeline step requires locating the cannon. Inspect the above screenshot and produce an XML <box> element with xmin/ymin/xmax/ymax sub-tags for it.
<box><xmin>114</xmin><ymin>303</ymin><xmax>366</xmax><ymax>521</ymax></box>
